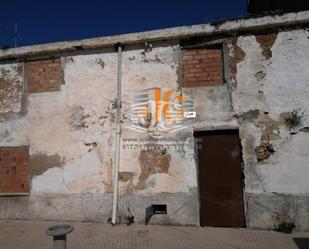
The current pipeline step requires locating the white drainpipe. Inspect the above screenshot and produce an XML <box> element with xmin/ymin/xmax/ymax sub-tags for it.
<box><xmin>111</xmin><ymin>43</ymin><xmax>123</xmax><ymax>225</ymax></box>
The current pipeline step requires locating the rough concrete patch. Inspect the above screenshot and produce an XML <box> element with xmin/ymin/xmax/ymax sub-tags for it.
<box><xmin>65</xmin><ymin>57</ymin><xmax>74</xmax><ymax>63</ymax></box>
<box><xmin>0</xmin><ymin>64</ymin><xmax>23</xmax><ymax>114</ymax></box>
<box><xmin>5</xmin><ymin>197</ymin><xmax>40</xmax><ymax>220</ymax></box>
<box><xmin>242</xmin><ymin>134</ymin><xmax>256</xmax><ymax>164</ymax></box>
<box><xmin>119</xmin><ymin>188</ymin><xmax>199</xmax><ymax>225</ymax></box>
<box><xmin>239</xmin><ymin>110</ymin><xmax>260</xmax><ymax>121</ymax></box>
<box><xmin>255</xmin><ymin>33</ymin><xmax>278</xmax><ymax>60</ymax></box>
<box><xmin>295</xmin><ymin>195</ymin><xmax>309</xmax><ymax>230</ymax></box>
<box><xmin>69</xmin><ymin>105</ymin><xmax>89</xmax><ymax>129</ymax></box>
<box><xmin>119</xmin><ymin>172</ymin><xmax>134</xmax><ymax>182</ymax></box>
<box><xmin>229</xmin><ymin>38</ymin><xmax>246</xmax><ymax>82</ymax></box>
<box><xmin>246</xmin><ymin>193</ymin><xmax>296</xmax><ymax>230</ymax></box>
<box><xmin>0</xmin><ymin>129</ymin><xmax>10</xmax><ymax>142</ymax></box>
<box><xmin>135</xmin><ymin>147</ymin><xmax>171</xmax><ymax>190</ymax></box>
<box><xmin>1</xmin><ymin>191</ymin><xmax>199</xmax><ymax>224</ymax></box>
<box><xmin>258</xmin><ymin>113</ymin><xmax>283</xmax><ymax>141</ymax></box>
<box><xmin>29</xmin><ymin>153</ymin><xmax>65</xmax><ymax>177</ymax></box>
<box><xmin>97</xmin><ymin>141</ymin><xmax>114</xmax><ymax>195</ymax></box>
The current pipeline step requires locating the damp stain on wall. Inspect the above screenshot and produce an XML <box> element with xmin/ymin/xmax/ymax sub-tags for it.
<box><xmin>29</xmin><ymin>153</ymin><xmax>65</xmax><ymax>177</ymax></box>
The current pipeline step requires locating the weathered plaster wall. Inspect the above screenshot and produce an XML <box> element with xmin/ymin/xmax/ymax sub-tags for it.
<box><xmin>1</xmin><ymin>26</ymin><xmax>309</xmax><ymax>229</ymax></box>
<box><xmin>232</xmin><ymin>29</ymin><xmax>309</xmax><ymax>230</ymax></box>
<box><xmin>0</xmin><ymin>44</ymin><xmax>209</xmax><ymax>225</ymax></box>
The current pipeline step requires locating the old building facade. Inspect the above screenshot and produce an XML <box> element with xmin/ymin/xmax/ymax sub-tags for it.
<box><xmin>0</xmin><ymin>10</ymin><xmax>309</xmax><ymax>230</ymax></box>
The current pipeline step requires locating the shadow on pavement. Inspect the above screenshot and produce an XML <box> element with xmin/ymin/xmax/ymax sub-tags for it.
<box><xmin>293</xmin><ymin>238</ymin><xmax>309</xmax><ymax>249</ymax></box>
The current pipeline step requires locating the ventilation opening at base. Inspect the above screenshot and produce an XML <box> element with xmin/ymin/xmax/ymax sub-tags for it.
<box><xmin>145</xmin><ymin>204</ymin><xmax>167</xmax><ymax>225</ymax></box>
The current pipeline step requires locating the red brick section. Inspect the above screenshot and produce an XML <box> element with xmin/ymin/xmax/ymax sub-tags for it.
<box><xmin>0</xmin><ymin>146</ymin><xmax>30</xmax><ymax>194</ymax></box>
<box><xmin>229</xmin><ymin>38</ymin><xmax>246</xmax><ymax>82</ymax></box>
<box><xmin>25</xmin><ymin>58</ymin><xmax>62</xmax><ymax>93</ymax></box>
<box><xmin>182</xmin><ymin>48</ymin><xmax>223</xmax><ymax>87</ymax></box>
<box><xmin>255</xmin><ymin>33</ymin><xmax>278</xmax><ymax>60</ymax></box>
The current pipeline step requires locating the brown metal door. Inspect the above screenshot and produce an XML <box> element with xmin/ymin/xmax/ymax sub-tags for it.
<box><xmin>195</xmin><ymin>130</ymin><xmax>245</xmax><ymax>227</ymax></box>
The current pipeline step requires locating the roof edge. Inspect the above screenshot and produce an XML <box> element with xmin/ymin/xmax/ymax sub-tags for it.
<box><xmin>1</xmin><ymin>10</ymin><xmax>309</xmax><ymax>60</ymax></box>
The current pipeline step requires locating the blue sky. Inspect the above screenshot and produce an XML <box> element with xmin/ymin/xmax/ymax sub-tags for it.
<box><xmin>0</xmin><ymin>0</ymin><xmax>247</xmax><ymax>47</ymax></box>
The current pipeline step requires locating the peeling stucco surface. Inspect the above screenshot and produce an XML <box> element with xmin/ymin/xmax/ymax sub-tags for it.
<box><xmin>0</xmin><ymin>63</ymin><xmax>23</xmax><ymax>113</ymax></box>
<box><xmin>232</xmin><ymin>29</ymin><xmax>309</xmax><ymax>230</ymax></box>
<box><xmin>0</xmin><ymin>46</ymin><xmax>199</xmax><ymax>202</ymax></box>
<box><xmin>118</xmin><ymin>46</ymin><xmax>199</xmax><ymax>197</ymax></box>
<box><xmin>1</xmin><ymin>25</ymin><xmax>309</xmax><ymax>228</ymax></box>
<box><xmin>31</xmin><ymin>150</ymin><xmax>105</xmax><ymax>194</ymax></box>
<box><xmin>255</xmin><ymin>33</ymin><xmax>278</xmax><ymax>60</ymax></box>
<box><xmin>29</xmin><ymin>152</ymin><xmax>65</xmax><ymax>177</ymax></box>
<box><xmin>234</xmin><ymin>29</ymin><xmax>309</xmax><ymax>194</ymax></box>
<box><xmin>228</xmin><ymin>38</ymin><xmax>246</xmax><ymax>83</ymax></box>
<box><xmin>0</xmin><ymin>46</ymin><xmax>200</xmax><ymax>225</ymax></box>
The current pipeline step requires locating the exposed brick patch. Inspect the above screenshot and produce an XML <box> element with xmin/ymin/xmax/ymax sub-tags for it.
<box><xmin>255</xmin><ymin>33</ymin><xmax>278</xmax><ymax>60</ymax></box>
<box><xmin>229</xmin><ymin>38</ymin><xmax>246</xmax><ymax>82</ymax></box>
<box><xmin>0</xmin><ymin>146</ymin><xmax>30</xmax><ymax>193</ymax></box>
<box><xmin>119</xmin><ymin>171</ymin><xmax>134</xmax><ymax>182</ymax></box>
<box><xmin>182</xmin><ymin>48</ymin><xmax>223</xmax><ymax>87</ymax></box>
<box><xmin>255</xmin><ymin>141</ymin><xmax>275</xmax><ymax>161</ymax></box>
<box><xmin>135</xmin><ymin>147</ymin><xmax>170</xmax><ymax>190</ymax></box>
<box><xmin>25</xmin><ymin>58</ymin><xmax>62</xmax><ymax>93</ymax></box>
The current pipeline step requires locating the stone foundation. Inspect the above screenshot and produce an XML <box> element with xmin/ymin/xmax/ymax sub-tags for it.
<box><xmin>246</xmin><ymin>193</ymin><xmax>309</xmax><ymax>231</ymax></box>
<box><xmin>0</xmin><ymin>189</ymin><xmax>199</xmax><ymax>225</ymax></box>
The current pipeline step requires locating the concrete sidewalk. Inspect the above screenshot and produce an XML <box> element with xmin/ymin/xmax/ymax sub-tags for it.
<box><xmin>0</xmin><ymin>221</ymin><xmax>308</xmax><ymax>249</ymax></box>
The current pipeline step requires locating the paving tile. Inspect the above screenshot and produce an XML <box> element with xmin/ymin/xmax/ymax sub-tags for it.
<box><xmin>0</xmin><ymin>221</ymin><xmax>308</xmax><ymax>249</ymax></box>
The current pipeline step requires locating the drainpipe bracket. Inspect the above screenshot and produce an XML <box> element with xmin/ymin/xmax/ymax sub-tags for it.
<box><xmin>115</xmin><ymin>43</ymin><xmax>124</xmax><ymax>51</ymax></box>
<box><xmin>112</xmin><ymin>98</ymin><xmax>122</xmax><ymax>108</ymax></box>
